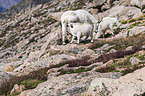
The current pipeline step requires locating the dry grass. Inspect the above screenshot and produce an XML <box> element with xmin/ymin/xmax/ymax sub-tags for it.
<box><xmin>89</xmin><ymin>33</ymin><xmax>145</xmax><ymax>51</ymax></box>
<box><xmin>89</xmin><ymin>46</ymin><xmax>141</xmax><ymax>64</ymax></box>
<box><xmin>67</xmin><ymin>56</ymin><xmax>90</xmax><ymax>67</ymax></box>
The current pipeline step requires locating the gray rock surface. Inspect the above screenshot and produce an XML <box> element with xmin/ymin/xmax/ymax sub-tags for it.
<box><xmin>84</xmin><ymin>67</ymin><xmax>145</xmax><ymax>96</ymax></box>
<box><xmin>23</xmin><ymin>71</ymin><xmax>121</xmax><ymax>96</ymax></box>
<box><xmin>129</xmin><ymin>26</ymin><xmax>145</xmax><ymax>36</ymax></box>
<box><xmin>130</xmin><ymin>57</ymin><xmax>140</xmax><ymax>65</ymax></box>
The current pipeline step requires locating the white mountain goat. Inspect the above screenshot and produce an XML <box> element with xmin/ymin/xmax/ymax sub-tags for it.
<box><xmin>68</xmin><ymin>17</ymin><xmax>93</xmax><ymax>44</ymax></box>
<box><xmin>95</xmin><ymin>17</ymin><xmax>120</xmax><ymax>38</ymax></box>
<box><xmin>61</xmin><ymin>10</ymin><xmax>98</xmax><ymax>44</ymax></box>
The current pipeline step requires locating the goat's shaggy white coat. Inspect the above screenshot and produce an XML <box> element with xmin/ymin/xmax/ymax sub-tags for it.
<box><xmin>68</xmin><ymin>22</ymin><xmax>93</xmax><ymax>44</ymax></box>
<box><xmin>61</xmin><ymin>10</ymin><xmax>98</xmax><ymax>44</ymax></box>
<box><xmin>95</xmin><ymin>17</ymin><xmax>120</xmax><ymax>38</ymax></box>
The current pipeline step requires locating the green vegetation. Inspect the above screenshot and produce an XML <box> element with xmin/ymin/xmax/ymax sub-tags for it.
<box><xmin>75</xmin><ymin>68</ymin><xmax>85</xmax><ymax>73</ymax></box>
<box><xmin>121</xmin><ymin>20</ymin><xmax>128</xmax><ymax>24</ymax></box>
<box><xmin>120</xmin><ymin>14</ymin><xmax>145</xmax><ymax>27</ymax></box>
<box><xmin>20</xmin><ymin>79</ymin><xmax>44</xmax><ymax>89</ymax></box>
<box><xmin>127</xmin><ymin>51</ymin><xmax>145</xmax><ymax>61</ymax></box>
<box><xmin>114</xmin><ymin>59</ymin><xmax>131</xmax><ymax>68</ymax></box>
<box><xmin>128</xmin><ymin>19</ymin><xmax>136</xmax><ymax>23</ymax></box>
<box><xmin>121</xmin><ymin>64</ymin><xmax>145</xmax><ymax>75</ymax></box>
<box><xmin>136</xmin><ymin>21</ymin><xmax>142</xmax><ymax>25</ymax></box>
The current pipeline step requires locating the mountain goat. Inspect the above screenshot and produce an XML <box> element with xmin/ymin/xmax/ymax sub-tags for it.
<box><xmin>61</xmin><ymin>10</ymin><xmax>98</xmax><ymax>44</ymax></box>
<box><xmin>95</xmin><ymin>17</ymin><xmax>120</xmax><ymax>38</ymax></box>
<box><xmin>68</xmin><ymin>22</ymin><xmax>93</xmax><ymax>44</ymax></box>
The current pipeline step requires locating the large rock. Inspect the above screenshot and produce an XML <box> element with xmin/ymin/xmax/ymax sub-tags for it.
<box><xmin>129</xmin><ymin>26</ymin><xmax>145</xmax><ymax>36</ymax></box>
<box><xmin>97</xmin><ymin>6</ymin><xmax>142</xmax><ymax>21</ymax></box>
<box><xmin>130</xmin><ymin>0</ymin><xmax>145</xmax><ymax>13</ymax></box>
<box><xmin>118</xmin><ymin>7</ymin><xmax>141</xmax><ymax>20</ymax></box>
<box><xmin>108</xmin><ymin>6</ymin><xmax>125</xmax><ymax>17</ymax></box>
<box><xmin>125</xmin><ymin>46</ymin><xmax>133</xmax><ymax>51</ymax></box>
<box><xmin>17</xmin><ymin>54</ymin><xmax>76</xmax><ymax>74</ymax></box>
<box><xmin>85</xmin><ymin>67</ymin><xmax>145</xmax><ymax>96</ymax></box>
<box><xmin>129</xmin><ymin>57</ymin><xmax>140</xmax><ymax>65</ymax></box>
<box><xmin>92</xmin><ymin>0</ymin><xmax>106</xmax><ymax>7</ymax></box>
<box><xmin>13</xmin><ymin>31</ymin><xmax>60</xmax><ymax>73</ymax></box>
<box><xmin>130</xmin><ymin>0</ymin><xmax>142</xmax><ymax>7</ymax></box>
<box><xmin>132</xmin><ymin>11</ymin><xmax>143</xmax><ymax>19</ymax></box>
<box><xmin>141</xmin><ymin>1</ymin><xmax>145</xmax><ymax>13</ymax></box>
<box><xmin>121</xmin><ymin>0</ymin><xmax>145</xmax><ymax>12</ymax></box>
<box><xmin>48</xmin><ymin>12</ymin><xmax>63</xmax><ymax>21</ymax></box>
<box><xmin>4</xmin><ymin>65</ymin><xmax>14</xmax><ymax>72</ymax></box>
<box><xmin>50</xmin><ymin>44</ymin><xmax>88</xmax><ymax>55</ymax></box>
<box><xmin>21</xmin><ymin>71</ymin><xmax>121</xmax><ymax>96</ymax></box>
<box><xmin>77</xmin><ymin>49</ymin><xmax>96</xmax><ymax>58</ymax></box>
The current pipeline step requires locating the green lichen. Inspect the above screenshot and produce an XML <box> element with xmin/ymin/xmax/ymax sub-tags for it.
<box><xmin>20</xmin><ymin>79</ymin><xmax>44</xmax><ymax>89</ymax></box>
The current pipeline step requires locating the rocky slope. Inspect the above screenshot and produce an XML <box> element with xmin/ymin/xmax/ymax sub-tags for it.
<box><xmin>0</xmin><ymin>0</ymin><xmax>145</xmax><ymax>95</ymax></box>
<box><xmin>0</xmin><ymin>0</ymin><xmax>52</xmax><ymax>19</ymax></box>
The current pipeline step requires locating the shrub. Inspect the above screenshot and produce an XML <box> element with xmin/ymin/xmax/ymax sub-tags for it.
<box><xmin>121</xmin><ymin>20</ymin><xmax>128</xmax><ymax>24</ymax></box>
<box><xmin>89</xmin><ymin>40</ymin><xmax>106</xmax><ymax>49</ymax></box>
<box><xmin>89</xmin><ymin>46</ymin><xmax>141</xmax><ymax>63</ymax></box>
<box><xmin>67</xmin><ymin>56</ymin><xmax>90</xmax><ymax>67</ymax></box>
<box><xmin>95</xmin><ymin>66</ymin><xmax>115</xmax><ymax>73</ymax></box>
<box><xmin>136</xmin><ymin>21</ymin><xmax>142</xmax><ymax>25</ymax></box>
